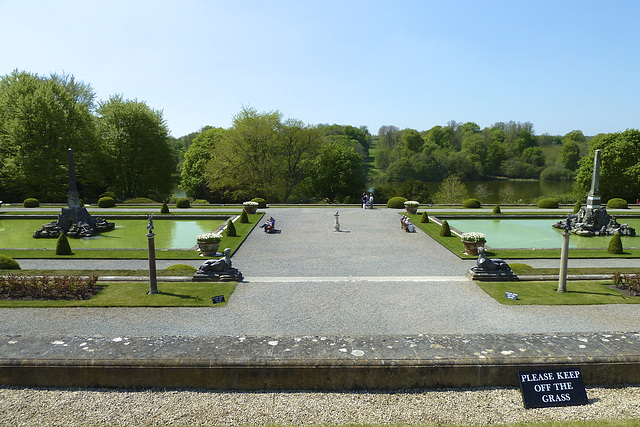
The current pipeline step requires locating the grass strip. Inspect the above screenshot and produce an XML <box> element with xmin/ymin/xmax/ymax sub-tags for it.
<box><xmin>477</xmin><ymin>280</ymin><xmax>640</xmax><ymax>305</ymax></box>
<box><xmin>0</xmin><ymin>281</ymin><xmax>237</xmax><ymax>307</ymax></box>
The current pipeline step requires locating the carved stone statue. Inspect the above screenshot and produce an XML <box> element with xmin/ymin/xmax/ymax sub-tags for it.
<box><xmin>193</xmin><ymin>248</ymin><xmax>243</xmax><ymax>282</ymax></box>
<box><xmin>468</xmin><ymin>247</ymin><xmax>517</xmax><ymax>281</ymax></box>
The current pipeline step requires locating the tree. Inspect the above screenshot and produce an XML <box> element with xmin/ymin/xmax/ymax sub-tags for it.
<box><xmin>279</xmin><ymin>119</ymin><xmax>322</xmax><ymax>201</ymax></box>
<box><xmin>302</xmin><ymin>141</ymin><xmax>364</xmax><ymax>202</ymax></box>
<box><xmin>0</xmin><ymin>70</ymin><xmax>100</xmax><ymax>201</ymax></box>
<box><xmin>434</xmin><ymin>175</ymin><xmax>469</xmax><ymax>204</ymax></box>
<box><xmin>400</xmin><ymin>129</ymin><xmax>423</xmax><ymax>152</ymax></box>
<box><xmin>97</xmin><ymin>95</ymin><xmax>175</xmax><ymax>201</ymax></box>
<box><xmin>559</xmin><ymin>140</ymin><xmax>581</xmax><ymax>171</ymax></box>
<box><xmin>575</xmin><ymin>129</ymin><xmax>640</xmax><ymax>202</ymax></box>
<box><xmin>180</xmin><ymin>127</ymin><xmax>225</xmax><ymax>199</ymax></box>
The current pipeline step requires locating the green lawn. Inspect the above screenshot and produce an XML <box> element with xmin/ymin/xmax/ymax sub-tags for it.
<box><xmin>0</xmin><ymin>281</ymin><xmax>237</xmax><ymax>307</ymax></box>
<box><xmin>477</xmin><ymin>280</ymin><xmax>639</xmax><ymax>305</ymax></box>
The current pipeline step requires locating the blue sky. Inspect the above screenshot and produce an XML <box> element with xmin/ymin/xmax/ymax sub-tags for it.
<box><xmin>1</xmin><ymin>1</ymin><xmax>639</xmax><ymax>138</ymax></box>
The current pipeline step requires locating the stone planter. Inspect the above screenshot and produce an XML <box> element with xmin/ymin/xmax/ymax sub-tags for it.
<box><xmin>197</xmin><ymin>241</ymin><xmax>220</xmax><ymax>256</ymax></box>
<box><xmin>462</xmin><ymin>240</ymin><xmax>485</xmax><ymax>256</ymax></box>
<box><xmin>244</xmin><ymin>206</ymin><xmax>257</xmax><ymax>214</ymax></box>
<box><xmin>405</xmin><ymin>206</ymin><xmax>418</xmax><ymax>214</ymax></box>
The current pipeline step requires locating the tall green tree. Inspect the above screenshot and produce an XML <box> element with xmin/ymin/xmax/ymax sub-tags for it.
<box><xmin>180</xmin><ymin>127</ymin><xmax>225</xmax><ymax>199</ymax></box>
<box><xmin>575</xmin><ymin>129</ymin><xmax>640</xmax><ymax>202</ymax></box>
<box><xmin>97</xmin><ymin>95</ymin><xmax>175</xmax><ymax>201</ymax></box>
<box><xmin>0</xmin><ymin>70</ymin><xmax>99</xmax><ymax>201</ymax></box>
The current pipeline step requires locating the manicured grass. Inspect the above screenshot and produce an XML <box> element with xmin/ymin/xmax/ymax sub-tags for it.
<box><xmin>509</xmin><ymin>264</ymin><xmax>640</xmax><ymax>276</ymax></box>
<box><xmin>477</xmin><ymin>280</ymin><xmax>640</xmax><ymax>305</ymax></box>
<box><xmin>0</xmin><ymin>281</ymin><xmax>237</xmax><ymax>307</ymax></box>
<box><xmin>0</xmin><ymin>213</ymin><xmax>263</xmax><ymax>259</ymax></box>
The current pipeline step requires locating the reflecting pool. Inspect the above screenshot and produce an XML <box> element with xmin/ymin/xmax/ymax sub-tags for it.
<box><xmin>447</xmin><ymin>219</ymin><xmax>640</xmax><ymax>249</ymax></box>
<box><xmin>0</xmin><ymin>219</ymin><xmax>226</xmax><ymax>249</ymax></box>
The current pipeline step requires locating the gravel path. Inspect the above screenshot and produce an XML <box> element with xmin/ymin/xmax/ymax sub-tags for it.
<box><xmin>1</xmin><ymin>386</ymin><xmax>639</xmax><ymax>426</ymax></box>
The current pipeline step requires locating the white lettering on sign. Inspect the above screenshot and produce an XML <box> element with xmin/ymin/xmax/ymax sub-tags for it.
<box><xmin>542</xmin><ymin>393</ymin><xmax>571</xmax><ymax>403</ymax></box>
<box><xmin>520</xmin><ymin>372</ymin><xmax>555</xmax><ymax>382</ymax></box>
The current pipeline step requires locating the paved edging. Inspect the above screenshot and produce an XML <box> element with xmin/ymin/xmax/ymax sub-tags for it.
<box><xmin>1</xmin><ymin>333</ymin><xmax>638</xmax><ymax>390</ymax></box>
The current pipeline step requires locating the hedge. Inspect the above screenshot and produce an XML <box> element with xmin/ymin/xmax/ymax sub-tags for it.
<box><xmin>387</xmin><ymin>197</ymin><xmax>408</xmax><ymax>209</ymax></box>
<box><xmin>538</xmin><ymin>198</ymin><xmax>559</xmax><ymax>209</ymax></box>
<box><xmin>463</xmin><ymin>198</ymin><xmax>481</xmax><ymax>208</ymax></box>
<box><xmin>98</xmin><ymin>196</ymin><xmax>115</xmax><ymax>208</ymax></box>
<box><xmin>607</xmin><ymin>198</ymin><xmax>628</xmax><ymax>209</ymax></box>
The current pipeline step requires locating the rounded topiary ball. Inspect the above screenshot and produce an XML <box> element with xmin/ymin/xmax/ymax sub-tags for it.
<box><xmin>608</xmin><ymin>233</ymin><xmax>623</xmax><ymax>254</ymax></box>
<box><xmin>55</xmin><ymin>233</ymin><xmax>73</xmax><ymax>255</ymax></box>
<box><xmin>226</xmin><ymin>219</ymin><xmax>237</xmax><ymax>237</ymax></box>
<box><xmin>420</xmin><ymin>211</ymin><xmax>429</xmax><ymax>223</ymax></box>
<box><xmin>176</xmin><ymin>197</ymin><xmax>191</xmax><ymax>208</ymax></box>
<box><xmin>0</xmin><ymin>254</ymin><xmax>20</xmax><ymax>270</ymax></box>
<box><xmin>607</xmin><ymin>198</ymin><xmax>628</xmax><ymax>209</ymax></box>
<box><xmin>538</xmin><ymin>198</ymin><xmax>559</xmax><ymax>209</ymax></box>
<box><xmin>23</xmin><ymin>198</ymin><xmax>39</xmax><ymax>208</ymax></box>
<box><xmin>251</xmin><ymin>197</ymin><xmax>267</xmax><ymax>208</ymax></box>
<box><xmin>463</xmin><ymin>198</ymin><xmax>481</xmax><ymax>208</ymax></box>
<box><xmin>439</xmin><ymin>220</ymin><xmax>451</xmax><ymax>237</ymax></box>
<box><xmin>98</xmin><ymin>196</ymin><xmax>115</xmax><ymax>208</ymax></box>
<box><xmin>493</xmin><ymin>204</ymin><xmax>501</xmax><ymax>214</ymax></box>
<box><xmin>387</xmin><ymin>196</ymin><xmax>408</xmax><ymax>209</ymax></box>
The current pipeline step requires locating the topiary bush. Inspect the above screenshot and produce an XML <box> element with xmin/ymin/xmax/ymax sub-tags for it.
<box><xmin>538</xmin><ymin>198</ymin><xmax>559</xmax><ymax>209</ymax></box>
<box><xmin>23</xmin><ymin>198</ymin><xmax>39</xmax><ymax>208</ymax></box>
<box><xmin>239</xmin><ymin>210</ymin><xmax>249</xmax><ymax>223</ymax></box>
<box><xmin>0</xmin><ymin>254</ymin><xmax>20</xmax><ymax>270</ymax></box>
<box><xmin>98</xmin><ymin>196</ymin><xmax>116</xmax><ymax>208</ymax></box>
<box><xmin>387</xmin><ymin>196</ymin><xmax>408</xmax><ymax>209</ymax></box>
<box><xmin>420</xmin><ymin>211</ymin><xmax>429</xmax><ymax>223</ymax></box>
<box><xmin>439</xmin><ymin>220</ymin><xmax>451</xmax><ymax>237</ymax></box>
<box><xmin>573</xmin><ymin>201</ymin><xmax>582</xmax><ymax>214</ymax></box>
<box><xmin>608</xmin><ymin>233</ymin><xmax>623</xmax><ymax>254</ymax></box>
<box><xmin>55</xmin><ymin>233</ymin><xmax>73</xmax><ymax>255</ymax></box>
<box><xmin>607</xmin><ymin>198</ymin><xmax>628</xmax><ymax>209</ymax></box>
<box><xmin>463</xmin><ymin>198</ymin><xmax>481</xmax><ymax>208</ymax></box>
<box><xmin>161</xmin><ymin>201</ymin><xmax>170</xmax><ymax>214</ymax></box>
<box><xmin>251</xmin><ymin>197</ymin><xmax>267</xmax><ymax>208</ymax></box>
<box><xmin>192</xmin><ymin>199</ymin><xmax>209</xmax><ymax>204</ymax></box>
<box><xmin>493</xmin><ymin>204</ymin><xmax>501</xmax><ymax>214</ymax></box>
<box><xmin>225</xmin><ymin>219</ymin><xmax>237</xmax><ymax>237</ymax></box>
<box><xmin>123</xmin><ymin>197</ymin><xmax>157</xmax><ymax>204</ymax></box>
<box><xmin>176</xmin><ymin>197</ymin><xmax>191</xmax><ymax>208</ymax></box>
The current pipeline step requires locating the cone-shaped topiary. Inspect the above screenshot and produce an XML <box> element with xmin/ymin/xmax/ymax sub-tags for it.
<box><xmin>161</xmin><ymin>201</ymin><xmax>170</xmax><ymax>214</ymax></box>
<box><xmin>420</xmin><ymin>211</ymin><xmax>429</xmax><ymax>223</ymax></box>
<box><xmin>0</xmin><ymin>254</ymin><xmax>20</xmax><ymax>269</ymax></box>
<box><xmin>56</xmin><ymin>233</ymin><xmax>73</xmax><ymax>255</ymax></box>
<box><xmin>239</xmin><ymin>210</ymin><xmax>249</xmax><ymax>223</ymax></box>
<box><xmin>439</xmin><ymin>220</ymin><xmax>451</xmax><ymax>237</ymax></box>
<box><xmin>573</xmin><ymin>201</ymin><xmax>581</xmax><ymax>214</ymax></box>
<box><xmin>608</xmin><ymin>233</ymin><xmax>623</xmax><ymax>254</ymax></box>
<box><xmin>225</xmin><ymin>219</ymin><xmax>237</xmax><ymax>237</ymax></box>
<box><xmin>493</xmin><ymin>204</ymin><xmax>501</xmax><ymax>214</ymax></box>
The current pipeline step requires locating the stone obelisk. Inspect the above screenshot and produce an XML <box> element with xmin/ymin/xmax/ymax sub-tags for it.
<box><xmin>586</xmin><ymin>149</ymin><xmax>602</xmax><ymax>209</ymax></box>
<box><xmin>67</xmin><ymin>148</ymin><xmax>81</xmax><ymax>208</ymax></box>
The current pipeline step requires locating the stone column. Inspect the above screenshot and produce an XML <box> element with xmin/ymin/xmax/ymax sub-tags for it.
<box><xmin>586</xmin><ymin>149</ymin><xmax>602</xmax><ymax>209</ymax></box>
<box><xmin>67</xmin><ymin>148</ymin><xmax>81</xmax><ymax>208</ymax></box>
<box><xmin>557</xmin><ymin>227</ymin><xmax>570</xmax><ymax>293</ymax></box>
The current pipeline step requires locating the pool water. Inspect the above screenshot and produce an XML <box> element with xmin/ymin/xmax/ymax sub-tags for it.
<box><xmin>447</xmin><ymin>218</ymin><xmax>640</xmax><ymax>249</ymax></box>
<box><xmin>0</xmin><ymin>219</ymin><xmax>226</xmax><ymax>249</ymax></box>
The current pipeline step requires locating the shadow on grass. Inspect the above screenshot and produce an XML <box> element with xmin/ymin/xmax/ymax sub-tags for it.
<box><xmin>157</xmin><ymin>291</ymin><xmax>202</xmax><ymax>301</ymax></box>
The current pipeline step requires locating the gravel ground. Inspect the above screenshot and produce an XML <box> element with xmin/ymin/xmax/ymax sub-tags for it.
<box><xmin>1</xmin><ymin>386</ymin><xmax>639</xmax><ymax>426</ymax></box>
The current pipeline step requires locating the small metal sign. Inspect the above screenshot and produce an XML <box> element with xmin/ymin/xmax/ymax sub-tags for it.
<box><xmin>211</xmin><ymin>295</ymin><xmax>226</xmax><ymax>304</ymax></box>
<box><xmin>518</xmin><ymin>367</ymin><xmax>589</xmax><ymax>409</ymax></box>
<box><xmin>505</xmin><ymin>291</ymin><xmax>518</xmax><ymax>300</ymax></box>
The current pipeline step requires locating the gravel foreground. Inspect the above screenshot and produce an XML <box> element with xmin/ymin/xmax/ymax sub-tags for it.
<box><xmin>1</xmin><ymin>386</ymin><xmax>639</xmax><ymax>426</ymax></box>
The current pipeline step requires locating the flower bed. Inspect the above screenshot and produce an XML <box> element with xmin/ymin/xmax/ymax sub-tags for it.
<box><xmin>0</xmin><ymin>275</ymin><xmax>101</xmax><ymax>300</ymax></box>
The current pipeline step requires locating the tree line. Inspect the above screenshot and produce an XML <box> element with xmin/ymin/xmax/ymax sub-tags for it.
<box><xmin>1</xmin><ymin>70</ymin><xmax>637</xmax><ymax>204</ymax></box>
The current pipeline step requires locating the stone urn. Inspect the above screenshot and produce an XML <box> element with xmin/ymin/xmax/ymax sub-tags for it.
<box><xmin>405</xmin><ymin>206</ymin><xmax>418</xmax><ymax>214</ymax></box>
<box><xmin>462</xmin><ymin>240</ymin><xmax>485</xmax><ymax>256</ymax></box>
<box><xmin>243</xmin><ymin>206</ymin><xmax>257</xmax><ymax>214</ymax></box>
<box><xmin>197</xmin><ymin>241</ymin><xmax>220</xmax><ymax>256</ymax></box>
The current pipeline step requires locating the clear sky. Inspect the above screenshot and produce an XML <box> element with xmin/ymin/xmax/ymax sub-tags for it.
<box><xmin>1</xmin><ymin>1</ymin><xmax>639</xmax><ymax>138</ymax></box>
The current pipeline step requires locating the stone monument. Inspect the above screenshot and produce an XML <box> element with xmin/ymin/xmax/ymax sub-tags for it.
<box><xmin>467</xmin><ymin>247</ymin><xmax>517</xmax><ymax>281</ymax></box>
<box><xmin>192</xmin><ymin>248</ymin><xmax>243</xmax><ymax>282</ymax></box>
<box><xmin>33</xmin><ymin>148</ymin><xmax>115</xmax><ymax>238</ymax></box>
<box><xmin>553</xmin><ymin>149</ymin><xmax>635</xmax><ymax>237</ymax></box>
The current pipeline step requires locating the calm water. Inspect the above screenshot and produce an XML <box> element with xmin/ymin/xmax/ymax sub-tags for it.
<box><xmin>0</xmin><ymin>219</ymin><xmax>225</xmax><ymax>249</ymax></box>
<box><xmin>448</xmin><ymin>219</ymin><xmax>640</xmax><ymax>249</ymax></box>
<box><xmin>370</xmin><ymin>180</ymin><xmax>575</xmax><ymax>204</ymax></box>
